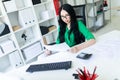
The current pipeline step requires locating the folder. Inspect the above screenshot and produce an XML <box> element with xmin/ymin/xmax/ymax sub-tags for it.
<box><xmin>22</xmin><ymin>41</ymin><xmax>43</xmax><ymax>61</ymax></box>
<box><xmin>88</xmin><ymin>6</ymin><xmax>97</xmax><ymax>17</ymax></box>
<box><xmin>0</xmin><ymin>39</ymin><xmax>16</xmax><ymax>54</ymax></box>
<box><xmin>9</xmin><ymin>51</ymin><xmax>23</xmax><ymax>68</ymax></box>
<box><xmin>95</xmin><ymin>14</ymin><xmax>104</xmax><ymax>27</ymax></box>
<box><xmin>18</xmin><ymin>8</ymin><xmax>36</xmax><ymax>27</ymax></box>
<box><xmin>3</xmin><ymin>0</ymin><xmax>17</xmax><ymax>12</ymax></box>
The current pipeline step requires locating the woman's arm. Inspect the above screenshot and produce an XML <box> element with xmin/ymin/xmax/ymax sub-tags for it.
<box><xmin>69</xmin><ymin>39</ymin><xmax>96</xmax><ymax>53</ymax></box>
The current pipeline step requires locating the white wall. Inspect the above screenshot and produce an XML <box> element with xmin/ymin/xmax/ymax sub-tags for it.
<box><xmin>111</xmin><ymin>0</ymin><xmax>120</xmax><ymax>16</ymax></box>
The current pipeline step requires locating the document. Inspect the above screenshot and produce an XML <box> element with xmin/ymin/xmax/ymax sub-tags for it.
<box><xmin>44</xmin><ymin>42</ymin><xmax>70</xmax><ymax>52</ymax></box>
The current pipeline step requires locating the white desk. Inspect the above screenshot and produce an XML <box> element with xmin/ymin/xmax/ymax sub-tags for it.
<box><xmin>5</xmin><ymin>30</ymin><xmax>120</xmax><ymax>80</ymax></box>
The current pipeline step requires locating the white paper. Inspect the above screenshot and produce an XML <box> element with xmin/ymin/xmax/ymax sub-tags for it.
<box><xmin>44</xmin><ymin>42</ymin><xmax>70</xmax><ymax>52</ymax></box>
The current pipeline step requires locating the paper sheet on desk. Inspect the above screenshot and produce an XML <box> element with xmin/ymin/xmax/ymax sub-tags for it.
<box><xmin>44</xmin><ymin>42</ymin><xmax>70</xmax><ymax>52</ymax></box>
<box><xmin>79</xmin><ymin>39</ymin><xmax>120</xmax><ymax>59</ymax></box>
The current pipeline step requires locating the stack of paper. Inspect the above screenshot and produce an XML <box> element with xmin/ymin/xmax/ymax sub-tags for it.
<box><xmin>44</xmin><ymin>42</ymin><xmax>70</xmax><ymax>52</ymax></box>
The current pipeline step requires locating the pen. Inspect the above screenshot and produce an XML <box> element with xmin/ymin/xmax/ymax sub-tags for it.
<box><xmin>91</xmin><ymin>66</ymin><xmax>97</xmax><ymax>80</ymax></box>
<box><xmin>78</xmin><ymin>68</ymin><xmax>86</xmax><ymax>80</ymax></box>
<box><xmin>76</xmin><ymin>69</ymin><xmax>84</xmax><ymax>80</ymax></box>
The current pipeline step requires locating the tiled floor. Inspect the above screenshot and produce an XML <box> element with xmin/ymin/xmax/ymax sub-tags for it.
<box><xmin>92</xmin><ymin>15</ymin><xmax>120</xmax><ymax>38</ymax></box>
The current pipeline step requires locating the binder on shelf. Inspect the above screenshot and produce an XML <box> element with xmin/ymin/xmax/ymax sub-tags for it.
<box><xmin>3</xmin><ymin>0</ymin><xmax>17</xmax><ymax>12</ymax></box>
<box><xmin>95</xmin><ymin>14</ymin><xmax>104</xmax><ymax>27</ymax></box>
<box><xmin>21</xmin><ymin>41</ymin><xmax>43</xmax><ymax>61</ymax></box>
<box><xmin>40</xmin><ymin>25</ymin><xmax>56</xmax><ymax>35</ymax></box>
<box><xmin>88</xmin><ymin>6</ymin><xmax>97</xmax><ymax>17</ymax></box>
<box><xmin>9</xmin><ymin>51</ymin><xmax>23</xmax><ymax>68</ymax></box>
<box><xmin>40</xmin><ymin>26</ymin><xmax>49</xmax><ymax>35</ymax></box>
<box><xmin>0</xmin><ymin>47</ymin><xmax>3</xmax><ymax>56</ymax></box>
<box><xmin>0</xmin><ymin>39</ymin><xmax>16</xmax><ymax>54</ymax></box>
<box><xmin>32</xmin><ymin>0</ymin><xmax>41</xmax><ymax>5</ymax></box>
<box><xmin>0</xmin><ymin>22</ymin><xmax>10</xmax><ymax>36</ymax></box>
<box><xmin>18</xmin><ymin>8</ymin><xmax>36</xmax><ymax>27</ymax></box>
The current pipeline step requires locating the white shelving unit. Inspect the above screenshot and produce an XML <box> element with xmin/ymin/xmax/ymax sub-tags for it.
<box><xmin>86</xmin><ymin>0</ymin><xmax>105</xmax><ymax>32</ymax></box>
<box><xmin>0</xmin><ymin>0</ymin><xmax>58</xmax><ymax>72</ymax></box>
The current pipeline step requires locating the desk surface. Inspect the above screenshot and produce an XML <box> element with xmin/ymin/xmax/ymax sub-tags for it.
<box><xmin>5</xmin><ymin>30</ymin><xmax>120</xmax><ymax>80</ymax></box>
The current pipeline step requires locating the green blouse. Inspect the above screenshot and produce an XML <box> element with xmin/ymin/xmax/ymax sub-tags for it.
<box><xmin>56</xmin><ymin>20</ymin><xmax>95</xmax><ymax>47</ymax></box>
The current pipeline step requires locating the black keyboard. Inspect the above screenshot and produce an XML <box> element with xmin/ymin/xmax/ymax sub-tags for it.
<box><xmin>26</xmin><ymin>61</ymin><xmax>72</xmax><ymax>72</ymax></box>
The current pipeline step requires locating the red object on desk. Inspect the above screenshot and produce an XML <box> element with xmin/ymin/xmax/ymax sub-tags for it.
<box><xmin>76</xmin><ymin>66</ymin><xmax>98</xmax><ymax>80</ymax></box>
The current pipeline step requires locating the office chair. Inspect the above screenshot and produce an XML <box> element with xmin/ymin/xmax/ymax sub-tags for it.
<box><xmin>73</xmin><ymin>4</ymin><xmax>86</xmax><ymax>25</ymax></box>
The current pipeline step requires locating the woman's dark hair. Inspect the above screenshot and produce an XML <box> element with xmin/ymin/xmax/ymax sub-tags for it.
<box><xmin>58</xmin><ymin>4</ymin><xmax>85</xmax><ymax>46</ymax></box>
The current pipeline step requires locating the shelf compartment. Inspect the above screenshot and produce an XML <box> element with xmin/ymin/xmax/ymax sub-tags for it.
<box><xmin>14</xmin><ymin>26</ymin><xmax>40</xmax><ymax>48</ymax></box>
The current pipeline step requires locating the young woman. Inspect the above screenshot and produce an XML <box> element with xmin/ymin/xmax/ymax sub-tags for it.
<box><xmin>56</xmin><ymin>4</ymin><xmax>96</xmax><ymax>53</ymax></box>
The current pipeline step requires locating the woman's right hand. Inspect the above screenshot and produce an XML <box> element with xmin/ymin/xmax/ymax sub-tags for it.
<box><xmin>44</xmin><ymin>49</ymin><xmax>52</xmax><ymax>56</ymax></box>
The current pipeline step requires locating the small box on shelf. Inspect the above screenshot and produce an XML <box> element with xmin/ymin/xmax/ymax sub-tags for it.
<box><xmin>40</xmin><ymin>25</ymin><xmax>56</xmax><ymax>35</ymax></box>
<box><xmin>43</xmin><ymin>36</ymin><xmax>47</xmax><ymax>45</ymax></box>
<box><xmin>12</xmin><ymin>25</ymin><xmax>21</xmax><ymax>31</ymax></box>
<box><xmin>48</xmin><ymin>25</ymin><xmax>56</xmax><ymax>32</ymax></box>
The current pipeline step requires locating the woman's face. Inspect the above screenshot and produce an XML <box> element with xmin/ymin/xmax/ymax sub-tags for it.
<box><xmin>60</xmin><ymin>9</ymin><xmax>71</xmax><ymax>24</ymax></box>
